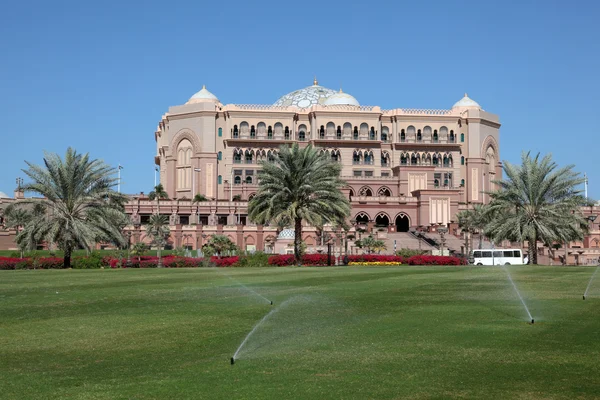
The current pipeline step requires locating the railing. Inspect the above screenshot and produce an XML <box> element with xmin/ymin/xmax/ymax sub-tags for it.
<box><xmin>342</xmin><ymin>175</ymin><xmax>397</xmax><ymax>181</ymax></box>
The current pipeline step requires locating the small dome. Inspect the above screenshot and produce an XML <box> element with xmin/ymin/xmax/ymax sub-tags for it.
<box><xmin>274</xmin><ymin>78</ymin><xmax>338</xmax><ymax>107</ymax></box>
<box><xmin>324</xmin><ymin>89</ymin><xmax>360</xmax><ymax>106</ymax></box>
<box><xmin>0</xmin><ymin>191</ymin><xmax>10</xmax><ymax>199</ymax></box>
<box><xmin>187</xmin><ymin>85</ymin><xmax>219</xmax><ymax>104</ymax></box>
<box><xmin>277</xmin><ymin>229</ymin><xmax>295</xmax><ymax>240</ymax></box>
<box><xmin>453</xmin><ymin>93</ymin><xmax>481</xmax><ymax>109</ymax></box>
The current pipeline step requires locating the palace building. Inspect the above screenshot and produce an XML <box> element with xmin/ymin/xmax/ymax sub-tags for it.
<box><xmin>121</xmin><ymin>78</ymin><xmax>502</xmax><ymax>254</ymax></box>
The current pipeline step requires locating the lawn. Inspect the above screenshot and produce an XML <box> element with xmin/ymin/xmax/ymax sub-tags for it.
<box><xmin>1</xmin><ymin>266</ymin><xmax>599</xmax><ymax>399</ymax></box>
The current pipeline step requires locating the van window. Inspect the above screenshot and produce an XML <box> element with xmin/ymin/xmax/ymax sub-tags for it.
<box><xmin>482</xmin><ymin>251</ymin><xmax>492</xmax><ymax>258</ymax></box>
<box><xmin>514</xmin><ymin>250</ymin><xmax>521</xmax><ymax>257</ymax></box>
<box><xmin>503</xmin><ymin>251</ymin><xmax>513</xmax><ymax>257</ymax></box>
<box><xmin>493</xmin><ymin>251</ymin><xmax>503</xmax><ymax>257</ymax></box>
<box><xmin>473</xmin><ymin>251</ymin><xmax>481</xmax><ymax>258</ymax></box>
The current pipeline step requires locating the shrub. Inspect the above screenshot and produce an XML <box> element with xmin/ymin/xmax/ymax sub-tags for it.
<box><xmin>236</xmin><ymin>252</ymin><xmax>270</xmax><ymax>268</ymax></box>
<box><xmin>301</xmin><ymin>254</ymin><xmax>331</xmax><ymax>266</ymax></box>
<box><xmin>0</xmin><ymin>257</ymin><xmax>30</xmax><ymax>270</ymax></box>
<box><xmin>406</xmin><ymin>255</ymin><xmax>466</xmax><ymax>265</ymax></box>
<box><xmin>395</xmin><ymin>249</ymin><xmax>427</xmax><ymax>258</ymax></box>
<box><xmin>72</xmin><ymin>252</ymin><xmax>104</xmax><ymax>269</ymax></box>
<box><xmin>211</xmin><ymin>256</ymin><xmax>239</xmax><ymax>267</ymax></box>
<box><xmin>268</xmin><ymin>255</ymin><xmax>295</xmax><ymax>266</ymax></box>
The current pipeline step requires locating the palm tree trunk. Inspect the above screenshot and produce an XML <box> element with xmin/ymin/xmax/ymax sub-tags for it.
<box><xmin>294</xmin><ymin>217</ymin><xmax>302</xmax><ymax>265</ymax></box>
<box><xmin>63</xmin><ymin>247</ymin><xmax>71</xmax><ymax>269</ymax></box>
<box><xmin>528</xmin><ymin>237</ymin><xmax>537</xmax><ymax>265</ymax></box>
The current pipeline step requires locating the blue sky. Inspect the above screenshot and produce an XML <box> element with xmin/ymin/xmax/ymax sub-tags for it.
<box><xmin>1</xmin><ymin>0</ymin><xmax>599</xmax><ymax>198</ymax></box>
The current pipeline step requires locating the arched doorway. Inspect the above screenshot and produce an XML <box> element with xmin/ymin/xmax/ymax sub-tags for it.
<box><xmin>375</xmin><ymin>214</ymin><xmax>390</xmax><ymax>228</ymax></box>
<box><xmin>395</xmin><ymin>214</ymin><xmax>410</xmax><ymax>232</ymax></box>
<box><xmin>355</xmin><ymin>212</ymin><xmax>369</xmax><ymax>225</ymax></box>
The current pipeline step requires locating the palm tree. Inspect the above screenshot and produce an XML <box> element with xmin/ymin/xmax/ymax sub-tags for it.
<box><xmin>457</xmin><ymin>203</ymin><xmax>489</xmax><ymax>251</ymax></box>
<box><xmin>4</xmin><ymin>204</ymin><xmax>32</xmax><ymax>258</ymax></box>
<box><xmin>145</xmin><ymin>214</ymin><xmax>170</xmax><ymax>267</ymax></box>
<box><xmin>131</xmin><ymin>242</ymin><xmax>148</xmax><ymax>262</ymax></box>
<box><xmin>204</xmin><ymin>234</ymin><xmax>237</xmax><ymax>257</ymax></box>
<box><xmin>148</xmin><ymin>183</ymin><xmax>169</xmax><ymax>215</ymax></box>
<box><xmin>485</xmin><ymin>152</ymin><xmax>587</xmax><ymax>265</ymax></box>
<box><xmin>248</xmin><ymin>143</ymin><xmax>350</xmax><ymax>262</ymax></box>
<box><xmin>15</xmin><ymin>148</ymin><xmax>127</xmax><ymax>268</ymax></box>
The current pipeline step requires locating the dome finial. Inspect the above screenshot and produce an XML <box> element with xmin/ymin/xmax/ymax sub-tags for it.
<box><xmin>464</xmin><ymin>92</ymin><xmax>468</xmax><ymax>97</ymax></box>
<box><xmin>203</xmin><ymin>84</ymin><xmax>206</xmax><ymax>90</ymax></box>
<box><xmin>313</xmin><ymin>76</ymin><xmax>318</xmax><ymax>86</ymax></box>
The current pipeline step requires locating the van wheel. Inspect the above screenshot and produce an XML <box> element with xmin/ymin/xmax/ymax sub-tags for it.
<box><xmin>476</xmin><ymin>263</ymin><xmax>483</xmax><ymax>266</ymax></box>
<box><xmin>504</xmin><ymin>263</ymin><xmax>511</xmax><ymax>265</ymax></box>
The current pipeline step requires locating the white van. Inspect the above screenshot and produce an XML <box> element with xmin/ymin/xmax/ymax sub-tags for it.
<box><xmin>472</xmin><ymin>249</ymin><xmax>524</xmax><ymax>265</ymax></box>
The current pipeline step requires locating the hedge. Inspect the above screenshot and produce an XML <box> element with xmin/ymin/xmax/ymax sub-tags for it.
<box><xmin>406</xmin><ymin>255</ymin><xmax>467</xmax><ymax>265</ymax></box>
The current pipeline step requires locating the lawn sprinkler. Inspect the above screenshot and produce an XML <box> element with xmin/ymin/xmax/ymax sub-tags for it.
<box><xmin>583</xmin><ymin>295</ymin><xmax>586</xmax><ymax>300</ymax></box>
<box><xmin>531</xmin><ymin>319</ymin><xmax>535</xmax><ymax>324</ymax></box>
<box><xmin>230</xmin><ymin>357</ymin><xmax>235</xmax><ymax>365</ymax></box>
<box><xmin>270</xmin><ymin>301</ymin><xmax>273</xmax><ymax>305</ymax></box>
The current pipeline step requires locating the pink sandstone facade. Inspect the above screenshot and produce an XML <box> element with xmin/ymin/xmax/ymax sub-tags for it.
<box><xmin>1</xmin><ymin>80</ymin><xmax>599</xmax><ymax>263</ymax></box>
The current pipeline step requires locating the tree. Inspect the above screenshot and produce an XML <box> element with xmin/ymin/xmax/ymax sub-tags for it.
<box><xmin>131</xmin><ymin>242</ymin><xmax>148</xmax><ymax>262</ymax></box>
<box><xmin>203</xmin><ymin>234</ymin><xmax>237</xmax><ymax>258</ymax></box>
<box><xmin>15</xmin><ymin>148</ymin><xmax>127</xmax><ymax>268</ymax></box>
<box><xmin>4</xmin><ymin>204</ymin><xmax>32</xmax><ymax>258</ymax></box>
<box><xmin>145</xmin><ymin>214</ymin><xmax>170</xmax><ymax>267</ymax></box>
<box><xmin>148</xmin><ymin>184</ymin><xmax>169</xmax><ymax>215</ymax></box>
<box><xmin>457</xmin><ymin>203</ymin><xmax>490</xmax><ymax>251</ymax></box>
<box><xmin>355</xmin><ymin>235</ymin><xmax>386</xmax><ymax>254</ymax></box>
<box><xmin>248</xmin><ymin>144</ymin><xmax>350</xmax><ymax>262</ymax></box>
<box><xmin>485</xmin><ymin>152</ymin><xmax>587</xmax><ymax>265</ymax></box>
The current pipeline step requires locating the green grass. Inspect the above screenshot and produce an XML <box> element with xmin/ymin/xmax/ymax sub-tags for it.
<box><xmin>1</xmin><ymin>266</ymin><xmax>600</xmax><ymax>399</ymax></box>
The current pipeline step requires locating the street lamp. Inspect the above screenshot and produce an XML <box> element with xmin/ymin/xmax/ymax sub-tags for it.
<box><xmin>125</xmin><ymin>231</ymin><xmax>132</xmax><ymax>267</ymax></box>
<box><xmin>192</xmin><ymin>168</ymin><xmax>202</xmax><ymax>198</ymax></box>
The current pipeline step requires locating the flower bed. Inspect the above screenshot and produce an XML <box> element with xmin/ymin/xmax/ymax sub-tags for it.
<box><xmin>0</xmin><ymin>257</ymin><xmax>65</xmax><ymax>270</ymax></box>
<box><xmin>406</xmin><ymin>255</ymin><xmax>467</xmax><ymax>265</ymax></box>
<box><xmin>342</xmin><ymin>255</ymin><xmax>404</xmax><ymax>264</ymax></box>
<box><xmin>348</xmin><ymin>261</ymin><xmax>402</xmax><ymax>266</ymax></box>
<box><xmin>267</xmin><ymin>254</ymin><xmax>335</xmax><ymax>266</ymax></box>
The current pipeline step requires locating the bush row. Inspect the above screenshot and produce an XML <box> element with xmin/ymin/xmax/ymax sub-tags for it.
<box><xmin>0</xmin><ymin>254</ymin><xmax>467</xmax><ymax>269</ymax></box>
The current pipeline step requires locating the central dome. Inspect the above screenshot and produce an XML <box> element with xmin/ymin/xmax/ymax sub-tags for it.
<box><xmin>274</xmin><ymin>78</ymin><xmax>337</xmax><ymax>108</ymax></box>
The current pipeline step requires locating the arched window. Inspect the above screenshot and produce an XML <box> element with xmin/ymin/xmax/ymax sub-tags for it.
<box><xmin>353</xmin><ymin>126</ymin><xmax>359</xmax><ymax>140</ymax></box>
<box><xmin>336</xmin><ymin>126</ymin><xmax>342</xmax><ymax>139</ymax></box>
<box><xmin>417</xmin><ymin>129</ymin><xmax>422</xmax><ymax>142</ymax></box>
<box><xmin>360</xmin><ymin>123</ymin><xmax>369</xmax><ymax>136</ymax></box>
<box><xmin>217</xmin><ymin>151</ymin><xmax>222</xmax><ymax>161</ymax></box>
<box><xmin>274</xmin><ymin>122</ymin><xmax>283</xmax><ymax>136</ymax></box>
<box><xmin>233</xmin><ymin>149</ymin><xmax>242</xmax><ymax>164</ymax></box>
<box><xmin>432</xmin><ymin>154</ymin><xmax>439</xmax><ymax>166</ymax></box>
<box><xmin>326</xmin><ymin>122</ymin><xmax>335</xmax><ymax>136</ymax></box>
<box><xmin>176</xmin><ymin>139</ymin><xmax>193</xmax><ymax>190</ymax></box>
<box><xmin>240</xmin><ymin>122</ymin><xmax>249</xmax><ymax>135</ymax></box>
<box><xmin>424</xmin><ymin>126</ymin><xmax>432</xmax><ymax>141</ymax></box>
<box><xmin>381</xmin><ymin>152</ymin><xmax>390</xmax><ymax>167</ymax></box>
<box><xmin>353</xmin><ymin>151</ymin><xmax>361</xmax><ymax>165</ymax></box>
<box><xmin>440</xmin><ymin>126</ymin><xmax>448</xmax><ymax>140</ymax></box>
<box><xmin>411</xmin><ymin>154</ymin><xmax>418</xmax><ymax>165</ymax></box>
<box><xmin>381</xmin><ymin>126</ymin><xmax>389</xmax><ymax>142</ymax></box>
<box><xmin>233</xmin><ymin>125</ymin><xmax>239</xmax><ymax>138</ymax></box>
<box><xmin>443</xmin><ymin>155</ymin><xmax>450</xmax><ymax>167</ymax></box>
<box><xmin>355</xmin><ymin>212</ymin><xmax>370</xmax><ymax>224</ymax></box>
<box><xmin>234</xmin><ymin>176</ymin><xmax>241</xmax><ymax>185</ymax></box>
<box><xmin>245</xmin><ymin>176</ymin><xmax>253</xmax><ymax>184</ymax></box>
<box><xmin>218</xmin><ymin>175</ymin><xmax>222</xmax><ymax>184</ymax></box>
<box><xmin>359</xmin><ymin>187</ymin><xmax>373</xmax><ymax>196</ymax></box>
<box><xmin>284</xmin><ymin>126</ymin><xmax>290</xmax><ymax>139</ymax></box>
<box><xmin>331</xmin><ymin>150</ymin><xmax>340</xmax><ymax>162</ymax></box>
<box><xmin>460</xmin><ymin>133</ymin><xmax>465</xmax><ymax>142</ymax></box>
<box><xmin>298</xmin><ymin>124</ymin><xmax>306</xmax><ymax>141</ymax></box>
<box><xmin>400</xmin><ymin>129</ymin><xmax>406</xmax><ymax>142</ymax></box>
<box><xmin>369</xmin><ymin>127</ymin><xmax>376</xmax><ymax>140</ymax></box>
<box><xmin>245</xmin><ymin>150</ymin><xmax>253</xmax><ymax>164</ymax></box>
<box><xmin>218</xmin><ymin>127</ymin><xmax>222</xmax><ymax>137</ymax></box>
<box><xmin>267</xmin><ymin>126</ymin><xmax>273</xmax><ymax>139</ymax></box>
<box><xmin>461</xmin><ymin>156</ymin><xmax>465</xmax><ymax>166</ymax></box>
<box><xmin>407</xmin><ymin>126</ymin><xmax>415</xmax><ymax>141</ymax></box>
<box><xmin>377</xmin><ymin>187</ymin><xmax>391</xmax><ymax>196</ymax></box>
<box><xmin>250</xmin><ymin>125</ymin><xmax>256</xmax><ymax>138</ymax></box>
<box><xmin>400</xmin><ymin>154</ymin><xmax>408</xmax><ymax>165</ymax></box>
<box><xmin>319</xmin><ymin>125</ymin><xmax>325</xmax><ymax>139</ymax></box>
<box><xmin>364</xmin><ymin>151</ymin><xmax>373</xmax><ymax>165</ymax></box>
<box><xmin>257</xmin><ymin>122</ymin><xmax>266</xmax><ymax>136</ymax></box>
<box><xmin>434</xmin><ymin>179</ymin><xmax>440</xmax><ymax>188</ymax></box>
<box><xmin>449</xmin><ymin>130</ymin><xmax>455</xmax><ymax>143</ymax></box>
<box><xmin>433</xmin><ymin>130</ymin><xmax>438</xmax><ymax>143</ymax></box>
<box><xmin>267</xmin><ymin>151</ymin><xmax>275</xmax><ymax>163</ymax></box>
<box><xmin>343</xmin><ymin>122</ymin><xmax>352</xmax><ymax>137</ymax></box>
